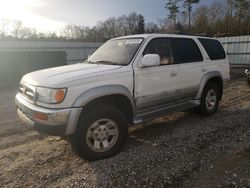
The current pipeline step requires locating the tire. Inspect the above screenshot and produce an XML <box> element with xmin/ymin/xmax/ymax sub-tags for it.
<box><xmin>70</xmin><ymin>104</ymin><xmax>128</xmax><ymax>161</ymax></box>
<box><xmin>198</xmin><ymin>82</ymin><xmax>220</xmax><ymax>116</ymax></box>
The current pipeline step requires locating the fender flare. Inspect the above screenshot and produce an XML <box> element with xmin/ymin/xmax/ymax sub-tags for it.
<box><xmin>65</xmin><ymin>85</ymin><xmax>135</xmax><ymax>135</ymax></box>
<box><xmin>72</xmin><ymin>85</ymin><xmax>135</xmax><ymax>113</ymax></box>
<box><xmin>196</xmin><ymin>71</ymin><xmax>223</xmax><ymax>99</ymax></box>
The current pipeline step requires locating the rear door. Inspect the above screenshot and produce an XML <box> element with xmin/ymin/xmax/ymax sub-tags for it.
<box><xmin>198</xmin><ymin>38</ymin><xmax>230</xmax><ymax>80</ymax></box>
<box><xmin>172</xmin><ymin>38</ymin><xmax>205</xmax><ymax>100</ymax></box>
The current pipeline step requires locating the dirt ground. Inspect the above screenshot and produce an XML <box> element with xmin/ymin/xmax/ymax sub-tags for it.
<box><xmin>0</xmin><ymin>78</ymin><xmax>250</xmax><ymax>188</ymax></box>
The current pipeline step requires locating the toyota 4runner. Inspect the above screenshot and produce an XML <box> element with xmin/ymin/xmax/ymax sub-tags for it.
<box><xmin>15</xmin><ymin>34</ymin><xmax>230</xmax><ymax>161</ymax></box>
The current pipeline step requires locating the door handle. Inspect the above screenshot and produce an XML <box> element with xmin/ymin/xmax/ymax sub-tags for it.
<box><xmin>170</xmin><ymin>71</ymin><xmax>177</xmax><ymax>77</ymax></box>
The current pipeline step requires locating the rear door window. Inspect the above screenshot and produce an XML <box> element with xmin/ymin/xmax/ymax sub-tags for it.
<box><xmin>172</xmin><ymin>38</ymin><xmax>203</xmax><ymax>64</ymax></box>
<box><xmin>198</xmin><ymin>38</ymin><xmax>226</xmax><ymax>60</ymax></box>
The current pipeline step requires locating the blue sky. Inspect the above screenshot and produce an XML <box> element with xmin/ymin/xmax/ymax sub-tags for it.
<box><xmin>0</xmin><ymin>0</ymin><xmax>225</xmax><ymax>32</ymax></box>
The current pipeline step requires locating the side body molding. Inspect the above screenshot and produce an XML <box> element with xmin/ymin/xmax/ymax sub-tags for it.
<box><xmin>195</xmin><ymin>71</ymin><xmax>223</xmax><ymax>99</ymax></box>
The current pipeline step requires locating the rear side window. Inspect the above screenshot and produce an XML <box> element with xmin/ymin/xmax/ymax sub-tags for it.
<box><xmin>172</xmin><ymin>38</ymin><xmax>203</xmax><ymax>64</ymax></box>
<box><xmin>198</xmin><ymin>38</ymin><xmax>226</xmax><ymax>60</ymax></box>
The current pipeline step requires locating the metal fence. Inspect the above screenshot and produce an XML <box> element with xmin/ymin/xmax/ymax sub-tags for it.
<box><xmin>0</xmin><ymin>40</ymin><xmax>102</xmax><ymax>86</ymax></box>
<box><xmin>0</xmin><ymin>40</ymin><xmax>102</xmax><ymax>64</ymax></box>
<box><xmin>218</xmin><ymin>36</ymin><xmax>250</xmax><ymax>65</ymax></box>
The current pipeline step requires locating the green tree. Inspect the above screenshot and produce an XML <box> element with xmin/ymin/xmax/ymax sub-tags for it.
<box><xmin>165</xmin><ymin>0</ymin><xmax>180</xmax><ymax>32</ymax></box>
<box><xmin>137</xmin><ymin>14</ymin><xmax>145</xmax><ymax>34</ymax></box>
<box><xmin>183</xmin><ymin>0</ymin><xmax>200</xmax><ymax>32</ymax></box>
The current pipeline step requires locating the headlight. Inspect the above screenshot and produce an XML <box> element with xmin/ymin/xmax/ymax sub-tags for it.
<box><xmin>36</xmin><ymin>87</ymin><xmax>67</xmax><ymax>104</ymax></box>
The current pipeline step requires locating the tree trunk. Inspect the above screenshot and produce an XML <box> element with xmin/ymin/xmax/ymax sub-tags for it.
<box><xmin>188</xmin><ymin>1</ymin><xmax>191</xmax><ymax>32</ymax></box>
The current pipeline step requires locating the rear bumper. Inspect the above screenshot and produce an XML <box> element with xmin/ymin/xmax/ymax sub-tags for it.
<box><xmin>15</xmin><ymin>93</ymin><xmax>82</xmax><ymax>136</ymax></box>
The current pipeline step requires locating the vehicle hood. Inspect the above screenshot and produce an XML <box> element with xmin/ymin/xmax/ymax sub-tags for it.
<box><xmin>21</xmin><ymin>63</ymin><xmax>122</xmax><ymax>87</ymax></box>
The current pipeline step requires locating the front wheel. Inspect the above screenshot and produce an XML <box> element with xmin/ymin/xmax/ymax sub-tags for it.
<box><xmin>199</xmin><ymin>82</ymin><xmax>220</xmax><ymax>116</ymax></box>
<box><xmin>70</xmin><ymin>105</ymin><xmax>128</xmax><ymax>161</ymax></box>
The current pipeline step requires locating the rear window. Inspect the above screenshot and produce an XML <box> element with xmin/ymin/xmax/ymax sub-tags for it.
<box><xmin>172</xmin><ymin>38</ymin><xmax>203</xmax><ymax>64</ymax></box>
<box><xmin>198</xmin><ymin>38</ymin><xmax>226</xmax><ymax>60</ymax></box>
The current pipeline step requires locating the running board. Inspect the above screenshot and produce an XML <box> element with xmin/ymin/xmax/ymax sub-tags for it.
<box><xmin>133</xmin><ymin>100</ymin><xmax>200</xmax><ymax>125</ymax></box>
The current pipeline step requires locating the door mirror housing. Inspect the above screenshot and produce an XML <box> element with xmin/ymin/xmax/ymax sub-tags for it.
<box><xmin>141</xmin><ymin>54</ymin><xmax>160</xmax><ymax>68</ymax></box>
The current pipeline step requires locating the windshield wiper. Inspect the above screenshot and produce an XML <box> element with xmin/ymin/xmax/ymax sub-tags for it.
<box><xmin>92</xmin><ymin>60</ymin><xmax>118</xmax><ymax>65</ymax></box>
<box><xmin>82</xmin><ymin>59</ymin><xmax>119</xmax><ymax>65</ymax></box>
<box><xmin>82</xmin><ymin>59</ymin><xmax>94</xmax><ymax>64</ymax></box>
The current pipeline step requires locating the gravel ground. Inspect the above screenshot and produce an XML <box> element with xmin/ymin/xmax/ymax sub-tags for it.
<box><xmin>0</xmin><ymin>78</ymin><xmax>250</xmax><ymax>188</ymax></box>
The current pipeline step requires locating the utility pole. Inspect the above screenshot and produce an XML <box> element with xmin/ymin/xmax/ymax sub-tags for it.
<box><xmin>184</xmin><ymin>0</ymin><xmax>199</xmax><ymax>33</ymax></box>
<box><xmin>188</xmin><ymin>0</ymin><xmax>191</xmax><ymax>32</ymax></box>
<box><xmin>173</xmin><ymin>0</ymin><xmax>178</xmax><ymax>32</ymax></box>
<box><xmin>227</xmin><ymin>0</ymin><xmax>233</xmax><ymax>35</ymax></box>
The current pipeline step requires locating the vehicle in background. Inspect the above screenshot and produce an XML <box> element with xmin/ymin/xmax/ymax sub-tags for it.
<box><xmin>245</xmin><ymin>68</ymin><xmax>250</xmax><ymax>84</ymax></box>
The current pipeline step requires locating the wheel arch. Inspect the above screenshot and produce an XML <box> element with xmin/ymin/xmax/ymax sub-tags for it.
<box><xmin>196</xmin><ymin>71</ymin><xmax>224</xmax><ymax>100</ymax></box>
<box><xmin>66</xmin><ymin>85</ymin><xmax>135</xmax><ymax>135</ymax></box>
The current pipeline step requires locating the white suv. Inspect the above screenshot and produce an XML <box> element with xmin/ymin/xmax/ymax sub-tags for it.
<box><xmin>15</xmin><ymin>34</ymin><xmax>230</xmax><ymax>161</ymax></box>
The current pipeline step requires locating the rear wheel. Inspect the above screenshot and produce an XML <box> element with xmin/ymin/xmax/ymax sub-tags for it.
<box><xmin>70</xmin><ymin>104</ymin><xmax>128</xmax><ymax>161</ymax></box>
<box><xmin>198</xmin><ymin>82</ymin><xmax>220</xmax><ymax>116</ymax></box>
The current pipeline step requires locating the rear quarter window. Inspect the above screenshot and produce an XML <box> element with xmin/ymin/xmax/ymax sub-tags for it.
<box><xmin>172</xmin><ymin>38</ymin><xmax>203</xmax><ymax>64</ymax></box>
<box><xmin>198</xmin><ymin>38</ymin><xmax>226</xmax><ymax>60</ymax></box>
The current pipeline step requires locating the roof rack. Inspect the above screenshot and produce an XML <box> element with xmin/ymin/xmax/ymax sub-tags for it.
<box><xmin>174</xmin><ymin>32</ymin><xmax>213</xmax><ymax>38</ymax></box>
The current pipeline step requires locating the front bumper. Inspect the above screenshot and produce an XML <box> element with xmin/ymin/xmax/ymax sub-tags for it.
<box><xmin>15</xmin><ymin>93</ymin><xmax>81</xmax><ymax>136</ymax></box>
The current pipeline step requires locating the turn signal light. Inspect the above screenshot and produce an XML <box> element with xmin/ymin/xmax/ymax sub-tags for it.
<box><xmin>34</xmin><ymin>112</ymin><xmax>48</xmax><ymax>121</ymax></box>
<box><xmin>55</xmin><ymin>89</ymin><xmax>66</xmax><ymax>103</ymax></box>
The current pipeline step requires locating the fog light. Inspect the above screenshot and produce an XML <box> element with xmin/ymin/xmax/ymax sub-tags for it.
<box><xmin>34</xmin><ymin>112</ymin><xmax>48</xmax><ymax>121</ymax></box>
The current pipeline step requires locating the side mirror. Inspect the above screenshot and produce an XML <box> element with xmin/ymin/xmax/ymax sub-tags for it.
<box><xmin>141</xmin><ymin>54</ymin><xmax>160</xmax><ymax>68</ymax></box>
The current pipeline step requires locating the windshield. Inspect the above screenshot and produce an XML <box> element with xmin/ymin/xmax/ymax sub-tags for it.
<box><xmin>87</xmin><ymin>38</ymin><xmax>143</xmax><ymax>66</ymax></box>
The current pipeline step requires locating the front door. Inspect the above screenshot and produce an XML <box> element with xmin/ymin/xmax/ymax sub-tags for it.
<box><xmin>133</xmin><ymin>38</ymin><xmax>181</xmax><ymax>112</ymax></box>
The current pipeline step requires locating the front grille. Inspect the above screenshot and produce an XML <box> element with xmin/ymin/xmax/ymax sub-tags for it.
<box><xmin>19</xmin><ymin>83</ymin><xmax>35</xmax><ymax>103</ymax></box>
